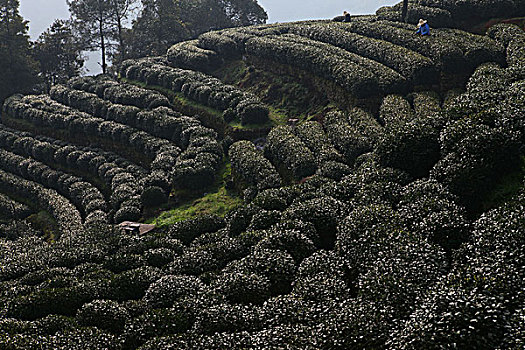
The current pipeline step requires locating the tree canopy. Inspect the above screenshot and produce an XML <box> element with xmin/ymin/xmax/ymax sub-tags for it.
<box><xmin>33</xmin><ymin>19</ymin><xmax>85</xmax><ymax>92</ymax></box>
<box><xmin>0</xmin><ymin>0</ymin><xmax>38</xmax><ymax>104</ymax></box>
<box><xmin>126</xmin><ymin>0</ymin><xmax>268</xmax><ymax>58</ymax></box>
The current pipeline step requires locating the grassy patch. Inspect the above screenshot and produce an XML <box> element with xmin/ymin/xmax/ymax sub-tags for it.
<box><xmin>26</xmin><ymin>210</ymin><xmax>58</xmax><ymax>242</ymax></box>
<box><xmin>146</xmin><ymin>163</ymin><xmax>242</xmax><ymax>227</ymax></box>
<box><xmin>172</xmin><ymin>93</ymin><xmax>223</xmax><ymax>117</ymax></box>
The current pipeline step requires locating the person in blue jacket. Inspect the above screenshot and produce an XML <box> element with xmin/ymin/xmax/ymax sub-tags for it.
<box><xmin>415</xmin><ymin>19</ymin><xmax>430</xmax><ymax>36</ymax></box>
<box><xmin>343</xmin><ymin>11</ymin><xmax>351</xmax><ymax>22</ymax></box>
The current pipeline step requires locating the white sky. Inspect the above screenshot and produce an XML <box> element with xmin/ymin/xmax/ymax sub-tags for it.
<box><xmin>20</xmin><ymin>0</ymin><xmax>399</xmax><ymax>74</ymax></box>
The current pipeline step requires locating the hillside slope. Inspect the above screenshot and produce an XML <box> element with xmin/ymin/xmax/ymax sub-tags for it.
<box><xmin>0</xmin><ymin>8</ymin><xmax>524</xmax><ymax>349</ymax></box>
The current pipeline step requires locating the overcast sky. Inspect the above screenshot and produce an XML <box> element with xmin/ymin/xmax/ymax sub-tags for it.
<box><xmin>20</xmin><ymin>0</ymin><xmax>399</xmax><ymax>74</ymax></box>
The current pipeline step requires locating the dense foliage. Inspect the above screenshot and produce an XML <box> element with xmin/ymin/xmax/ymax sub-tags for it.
<box><xmin>0</xmin><ymin>3</ymin><xmax>524</xmax><ymax>349</ymax></box>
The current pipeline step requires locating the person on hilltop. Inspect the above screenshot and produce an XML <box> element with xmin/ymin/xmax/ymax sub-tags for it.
<box><xmin>415</xmin><ymin>18</ymin><xmax>430</xmax><ymax>36</ymax></box>
<box><xmin>343</xmin><ymin>11</ymin><xmax>351</xmax><ymax>22</ymax></box>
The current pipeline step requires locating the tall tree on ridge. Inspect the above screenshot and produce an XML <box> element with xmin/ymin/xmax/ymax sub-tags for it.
<box><xmin>108</xmin><ymin>0</ymin><xmax>138</xmax><ymax>66</ymax></box>
<box><xmin>33</xmin><ymin>20</ymin><xmax>84</xmax><ymax>92</ymax></box>
<box><xmin>125</xmin><ymin>0</ymin><xmax>188</xmax><ymax>58</ymax></box>
<box><xmin>0</xmin><ymin>0</ymin><xmax>38</xmax><ymax>104</ymax></box>
<box><xmin>68</xmin><ymin>0</ymin><xmax>114</xmax><ymax>74</ymax></box>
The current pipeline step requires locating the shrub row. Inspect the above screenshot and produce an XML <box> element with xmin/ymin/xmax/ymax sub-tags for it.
<box><xmin>247</xmin><ymin>34</ymin><xmax>406</xmax><ymax>96</ymax></box>
<box><xmin>4</xmin><ymin>95</ymin><xmax>178</xmax><ymax>164</ymax></box>
<box><xmin>0</xmin><ymin>193</ymin><xmax>32</xmax><ymax>220</ymax></box>
<box><xmin>0</xmin><ymin>171</ymin><xmax>522</xmax><ymax>347</ymax></box>
<box><xmin>507</xmin><ymin>32</ymin><xmax>525</xmax><ymax>74</ymax></box>
<box><xmin>432</xmin><ymin>120</ymin><xmax>522</xmax><ymax>209</ymax></box>
<box><xmin>287</xmin><ymin>22</ymin><xmax>439</xmax><ymax>85</ymax></box>
<box><xmin>0</xmin><ymin>169</ymin><xmax>83</xmax><ymax>236</ymax></box>
<box><xmin>264</xmin><ymin>125</ymin><xmax>317</xmax><ymax>180</ymax></box>
<box><xmin>199</xmin><ymin>25</ymin><xmax>288</xmax><ymax>54</ymax></box>
<box><xmin>446</xmin><ymin>63</ymin><xmax>514</xmax><ymax>119</ymax></box>
<box><xmin>50</xmin><ymin>85</ymin><xmax>200</xmax><ymax>147</ymax></box>
<box><xmin>3</xmin><ymin>95</ymin><xmax>188</xmax><ymax>194</ymax></box>
<box><xmin>0</xmin><ymin>149</ymin><xmax>109</xmax><ymax>224</ymax></box>
<box><xmin>343</xmin><ymin>20</ymin><xmax>503</xmax><ymax>74</ymax></box>
<box><xmin>294</xmin><ymin>121</ymin><xmax>343</xmax><ymax>165</ymax></box>
<box><xmin>244</xmin><ymin>35</ymin><xmax>379</xmax><ymax>98</ymax></box>
<box><xmin>171</xmin><ymin>134</ymin><xmax>224</xmax><ymax>190</ymax></box>
<box><xmin>68</xmin><ymin>75</ymin><xmax>170</xmax><ymax>110</ymax></box>
<box><xmin>486</xmin><ymin>23</ymin><xmax>525</xmax><ymax>49</ymax></box>
<box><xmin>167</xmin><ymin>40</ymin><xmax>221</xmax><ymax>72</ymax></box>
<box><xmin>431</xmin><ymin>28</ymin><xmax>505</xmax><ymax>70</ymax></box>
<box><xmin>379</xmin><ymin>94</ymin><xmax>414</xmax><ymax>127</ymax></box>
<box><xmin>229</xmin><ymin>140</ymin><xmax>282</xmax><ymax>192</ymax></box>
<box><xmin>281</xmin><ymin>33</ymin><xmax>408</xmax><ymax>93</ymax></box>
<box><xmin>46</xmin><ymin>84</ymin><xmax>222</xmax><ymax>194</ymax></box>
<box><xmin>120</xmin><ymin>59</ymin><xmax>270</xmax><ymax>125</ymax></box>
<box><xmin>344</xmin><ymin>108</ymin><xmax>384</xmax><ymax>145</ymax></box>
<box><xmin>417</xmin><ymin>0</ymin><xmax>522</xmax><ymax>19</ymax></box>
<box><xmin>376</xmin><ymin>3</ymin><xmax>453</xmax><ymax>28</ymax></box>
<box><xmin>0</xmin><ymin>124</ymin><xmax>146</xmax><ymax>221</ymax></box>
<box><xmin>431</xmin><ymin>61</ymin><xmax>524</xmax><ymax>209</ymax></box>
<box><xmin>323</xmin><ymin>111</ymin><xmax>372</xmax><ymax>164</ymax></box>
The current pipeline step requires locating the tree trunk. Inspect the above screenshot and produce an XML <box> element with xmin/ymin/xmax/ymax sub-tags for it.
<box><xmin>99</xmin><ymin>15</ymin><xmax>106</xmax><ymax>74</ymax></box>
<box><xmin>401</xmin><ymin>0</ymin><xmax>409</xmax><ymax>23</ymax></box>
<box><xmin>98</xmin><ymin>1</ymin><xmax>107</xmax><ymax>74</ymax></box>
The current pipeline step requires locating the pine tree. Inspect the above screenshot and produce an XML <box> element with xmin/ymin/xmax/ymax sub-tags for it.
<box><xmin>108</xmin><ymin>0</ymin><xmax>138</xmax><ymax>66</ymax></box>
<box><xmin>0</xmin><ymin>0</ymin><xmax>38</xmax><ymax>104</ymax></box>
<box><xmin>67</xmin><ymin>0</ymin><xmax>114</xmax><ymax>74</ymax></box>
<box><xmin>33</xmin><ymin>20</ymin><xmax>84</xmax><ymax>92</ymax></box>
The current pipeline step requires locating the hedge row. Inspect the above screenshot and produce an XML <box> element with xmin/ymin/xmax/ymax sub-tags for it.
<box><xmin>50</xmin><ymin>85</ymin><xmax>200</xmax><ymax>147</ymax></box>
<box><xmin>229</xmin><ymin>140</ymin><xmax>282</xmax><ymax>192</ymax></box>
<box><xmin>0</xmin><ymin>169</ymin><xmax>83</xmax><ymax>236</ymax></box>
<box><xmin>343</xmin><ymin>20</ymin><xmax>504</xmax><ymax>74</ymax></box>
<box><xmin>0</xmin><ymin>163</ymin><xmax>521</xmax><ymax>347</ymax></box>
<box><xmin>323</xmin><ymin>111</ymin><xmax>372</xmax><ymax>164</ymax></box>
<box><xmin>287</xmin><ymin>22</ymin><xmax>438</xmax><ymax>85</ymax></box>
<box><xmin>376</xmin><ymin>108</ymin><xmax>441</xmax><ymax>179</ymax></box>
<box><xmin>376</xmin><ymin>3</ymin><xmax>453</xmax><ymax>28</ymax></box>
<box><xmin>431</xmin><ymin>28</ymin><xmax>505</xmax><ymax>70</ymax></box>
<box><xmin>264</xmin><ymin>125</ymin><xmax>317</xmax><ymax>180</ymax></box>
<box><xmin>245</xmin><ymin>35</ymin><xmax>379</xmax><ymax>98</ymax></box>
<box><xmin>0</xmin><ymin>114</ymin><xmax>146</xmax><ymax>181</ymax></box>
<box><xmin>0</xmin><ymin>149</ymin><xmax>109</xmax><ymax>225</ymax></box>
<box><xmin>345</xmin><ymin>107</ymin><xmax>384</xmax><ymax>145</ymax></box>
<box><xmin>46</xmin><ymin>84</ymin><xmax>222</xmax><ymax>193</ymax></box>
<box><xmin>446</xmin><ymin>63</ymin><xmax>514</xmax><ymax>118</ymax></box>
<box><xmin>430</xmin><ymin>62</ymin><xmax>524</xmax><ymax>209</ymax></box>
<box><xmin>410</xmin><ymin>90</ymin><xmax>444</xmax><ymax>128</ymax></box>
<box><xmin>3</xmin><ymin>95</ymin><xmax>185</xmax><ymax>189</ymax></box>
<box><xmin>69</xmin><ymin>75</ymin><xmax>170</xmax><ymax>110</ymax></box>
<box><xmin>416</xmin><ymin>0</ymin><xmax>522</xmax><ymax>19</ymax></box>
<box><xmin>0</xmin><ymin>193</ymin><xmax>31</xmax><ymax>220</ymax></box>
<box><xmin>379</xmin><ymin>94</ymin><xmax>414</xmax><ymax>127</ymax></box>
<box><xmin>171</xmin><ymin>133</ymin><xmax>224</xmax><ymax>190</ymax></box>
<box><xmin>120</xmin><ymin>59</ymin><xmax>269</xmax><ymax>125</ymax></box>
<box><xmin>4</xmin><ymin>95</ymin><xmax>188</xmax><ymax>203</ymax></box>
<box><xmin>294</xmin><ymin>121</ymin><xmax>343</xmax><ymax>165</ymax></box>
<box><xmin>486</xmin><ymin>23</ymin><xmax>525</xmax><ymax>49</ymax></box>
<box><xmin>199</xmin><ymin>25</ymin><xmax>288</xmax><ymax>54</ymax></box>
<box><xmin>167</xmin><ymin>40</ymin><xmax>221</xmax><ymax>72</ymax></box>
<box><xmin>280</xmin><ymin>34</ymin><xmax>408</xmax><ymax>94</ymax></box>
<box><xmin>506</xmin><ymin>31</ymin><xmax>525</xmax><ymax>75</ymax></box>
<box><xmin>0</xmin><ymin>124</ymin><xmax>145</xmax><ymax>222</ymax></box>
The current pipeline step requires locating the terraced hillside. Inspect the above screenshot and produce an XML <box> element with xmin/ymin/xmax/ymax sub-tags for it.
<box><xmin>0</xmin><ymin>6</ymin><xmax>524</xmax><ymax>349</ymax></box>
